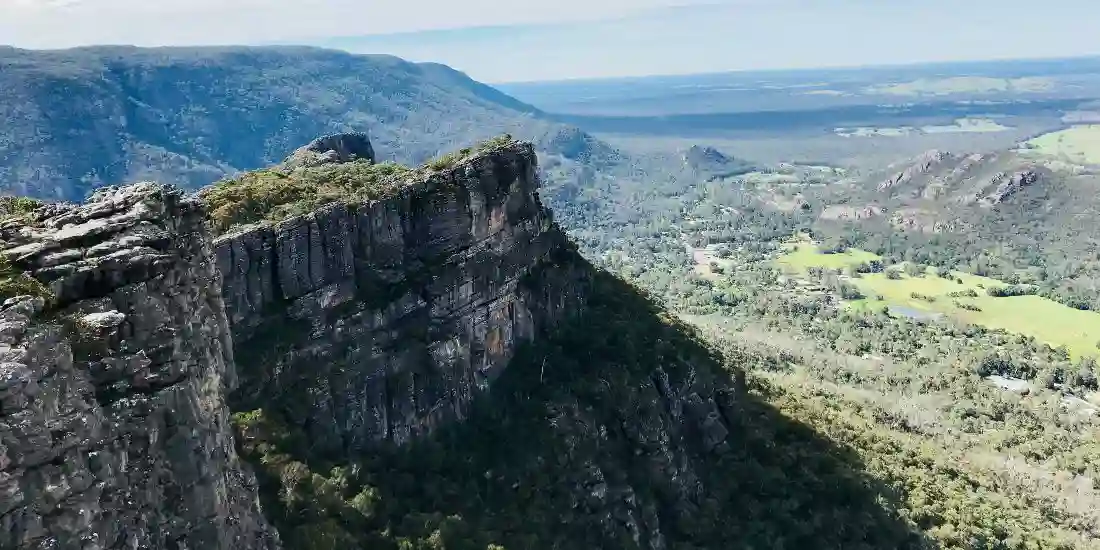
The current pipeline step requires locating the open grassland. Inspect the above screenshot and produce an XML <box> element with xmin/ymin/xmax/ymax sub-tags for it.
<box><xmin>776</xmin><ymin>242</ymin><xmax>880</xmax><ymax>271</ymax></box>
<box><xmin>775</xmin><ymin>243</ymin><xmax>1100</xmax><ymax>358</ymax></box>
<box><xmin>1023</xmin><ymin>125</ymin><xmax>1100</xmax><ymax>165</ymax></box>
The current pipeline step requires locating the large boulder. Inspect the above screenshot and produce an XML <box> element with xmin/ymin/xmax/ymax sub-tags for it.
<box><xmin>281</xmin><ymin>132</ymin><xmax>376</xmax><ymax>169</ymax></box>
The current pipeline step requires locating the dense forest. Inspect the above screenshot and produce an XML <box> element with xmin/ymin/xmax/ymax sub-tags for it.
<box><xmin>537</xmin><ymin>142</ymin><xmax>1100</xmax><ymax>549</ymax></box>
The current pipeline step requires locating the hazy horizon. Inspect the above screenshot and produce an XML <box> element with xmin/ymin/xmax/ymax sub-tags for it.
<box><xmin>3</xmin><ymin>0</ymin><xmax>1100</xmax><ymax>82</ymax></box>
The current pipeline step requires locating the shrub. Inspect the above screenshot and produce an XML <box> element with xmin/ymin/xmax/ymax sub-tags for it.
<box><xmin>0</xmin><ymin>196</ymin><xmax>44</xmax><ymax>220</ymax></box>
<box><xmin>986</xmin><ymin>285</ymin><xmax>1036</xmax><ymax>298</ymax></box>
<box><xmin>838</xmin><ymin>283</ymin><xmax>864</xmax><ymax>300</ymax></box>
<box><xmin>201</xmin><ymin>161</ymin><xmax>413</xmax><ymax>234</ymax></box>
<box><xmin>0</xmin><ymin>256</ymin><xmax>51</xmax><ymax>303</ymax></box>
<box><xmin>203</xmin><ymin>135</ymin><xmax>520</xmax><ymax>235</ymax></box>
<box><xmin>904</xmin><ymin>263</ymin><xmax>926</xmax><ymax>277</ymax></box>
<box><xmin>953</xmin><ymin>300</ymin><xmax>982</xmax><ymax>312</ymax></box>
<box><xmin>948</xmin><ymin>289</ymin><xmax>979</xmax><ymax>298</ymax></box>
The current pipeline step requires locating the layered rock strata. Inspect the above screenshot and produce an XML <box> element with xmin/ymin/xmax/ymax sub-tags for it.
<box><xmin>0</xmin><ymin>184</ymin><xmax>279</xmax><ymax>550</ymax></box>
<box><xmin>0</xmin><ymin>139</ymin><xmax>585</xmax><ymax>548</ymax></box>
<box><xmin>217</xmin><ymin>141</ymin><xmax>587</xmax><ymax>453</ymax></box>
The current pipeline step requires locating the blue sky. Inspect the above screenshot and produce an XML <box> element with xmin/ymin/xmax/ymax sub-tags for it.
<box><xmin>3</xmin><ymin>0</ymin><xmax>1100</xmax><ymax>82</ymax></box>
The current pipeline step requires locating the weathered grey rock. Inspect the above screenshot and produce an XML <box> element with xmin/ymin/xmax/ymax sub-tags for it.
<box><xmin>0</xmin><ymin>138</ymin><xmax>594</xmax><ymax>548</ymax></box>
<box><xmin>281</xmin><ymin>132</ymin><xmax>376</xmax><ymax>170</ymax></box>
<box><xmin>878</xmin><ymin>149</ymin><xmax>955</xmax><ymax>191</ymax></box>
<box><xmin>984</xmin><ymin>169</ymin><xmax>1041</xmax><ymax>204</ymax></box>
<box><xmin>221</xmin><ymin>141</ymin><xmax>589</xmax><ymax>452</ymax></box>
<box><xmin>0</xmin><ymin>184</ymin><xmax>279</xmax><ymax>550</ymax></box>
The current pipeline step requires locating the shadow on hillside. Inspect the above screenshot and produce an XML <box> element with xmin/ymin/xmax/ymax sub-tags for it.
<box><xmin>241</xmin><ymin>266</ymin><xmax>933</xmax><ymax>550</ymax></box>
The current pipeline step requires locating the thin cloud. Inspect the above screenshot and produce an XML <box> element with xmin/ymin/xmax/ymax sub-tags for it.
<box><xmin>0</xmin><ymin>0</ymin><xmax>726</xmax><ymax>47</ymax></box>
<box><xmin>0</xmin><ymin>0</ymin><xmax>82</xmax><ymax>8</ymax></box>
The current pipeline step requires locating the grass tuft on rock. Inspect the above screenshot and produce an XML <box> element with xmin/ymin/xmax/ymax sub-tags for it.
<box><xmin>0</xmin><ymin>256</ymin><xmax>52</xmax><ymax>303</ymax></box>
<box><xmin>201</xmin><ymin>161</ymin><xmax>413</xmax><ymax>235</ymax></box>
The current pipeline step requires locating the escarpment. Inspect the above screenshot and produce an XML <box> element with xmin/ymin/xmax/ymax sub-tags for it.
<box><xmin>0</xmin><ymin>137</ymin><xmax>590</xmax><ymax>548</ymax></box>
<box><xmin>0</xmin><ymin>135</ymin><xmax>770</xmax><ymax>550</ymax></box>
<box><xmin>214</xmin><ymin>139</ymin><xmax>590</xmax><ymax>451</ymax></box>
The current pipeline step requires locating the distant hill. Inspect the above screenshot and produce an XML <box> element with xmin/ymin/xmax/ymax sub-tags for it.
<box><xmin>681</xmin><ymin>144</ymin><xmax>757</xmax><ymax>181</ymax></box>
<box><xmin>812</xmin><ymin>147</ymin><xmax>1100</xmax><ymax>308</ymax></box>
<box><xmin>861</xmin><ymin>149</ymin><xmax>1053</xmax><ymax>206</ymax></box>
<box><xmin>0</xmin><ymin>45</ymin><xmax>613</xmax><ymax>200</ymax></box>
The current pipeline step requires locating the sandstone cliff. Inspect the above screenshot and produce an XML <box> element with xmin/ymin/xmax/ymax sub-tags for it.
<box><xmin>0</xmin><ymin>184</ymin><xmax>279</xmax><ymax>550</ymax></box>
<box><xmin>0</xmin><ymin>138</ymin><xmax>588</xmax><ymax>549</ymax></box>
<box><xmin>0</xmin><ymin>136</ymin><xmax>764</xmax><ymax>550</ymax></box>
<box><xmin>216</xmin><ymin>139</ymin><xmax>588</xmax><ymax>452</ymax></box>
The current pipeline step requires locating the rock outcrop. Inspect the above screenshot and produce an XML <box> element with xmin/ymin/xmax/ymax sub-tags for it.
<box><xmin>981</xmin><ymin>169</ymin><xmax>1041</xmax><ymax>205</ymax></box>
<box><xmin>877</xmin><ymin>149</ymin><xmax>955</xmax><ymax>191</ymax></box>
<box><xmin>281</xmin><ymin>132</ymin><xmax>376</xmax><ymax>170</ymax></box>
<box><xmin>680</xmin><ymin>145</ymin><xmax>755</xmax><ymax>181</ymax></box>
<box><xmin>218</xmin><ymin>140</ymin><xmax>587</xmax><ymax>452</ymax></box>
<box><xmin>0</xmin><ymin>184</ymin><xmax>279</xmax><ymax>550</ymax></box>
<box><xmin>0</xmin><ymin>138</ymin><xmax>587</xmax><ymax>548</ymax></box>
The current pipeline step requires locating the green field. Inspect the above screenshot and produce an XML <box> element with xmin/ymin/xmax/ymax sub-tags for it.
<box><xmin>1023</xmin><ymin>125</ymin><xmax>1100</xmax><ymax>165</ymax></box>
<box><xmin>775</xmin><ymin>244</ymin><xmax>1100</xmax><ymax>357</ymax></box>
<box><xmin>776</xmin><ymin>243</ymin><xmax>881</xmax><ymax>271</ymax></box>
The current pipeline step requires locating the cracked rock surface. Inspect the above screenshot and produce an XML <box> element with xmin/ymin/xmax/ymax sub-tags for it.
<box><xmin>0</xmin><ymin>139</ymin><xmax>590</xmax><ymax>549</ymax></box>
<box><xmin>0</xmin><ymin>184</ymin><xmax>279</xmax><ymax>550</ymax></box>
<box><xmin>221</xmin><ymin>141</ymin><xmax>588</xmax><ymax>452</ymax></box>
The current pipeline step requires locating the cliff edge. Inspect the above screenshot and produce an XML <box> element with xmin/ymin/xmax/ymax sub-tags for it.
<box><xmin>0</xmin><ymin>136</ymin><xmax>775</xmax><ymax>550</ymax></box>
<box><xmin>0</xmin><ymin>184</ymin><xmax>279</xmax><ymax>549</ymax></box>
<box><xmin>214</xmin><ymin>138</ymin><xmax>589</xmax><ymax>451</ymax></box>
<box><xmin>0</xmin><ymin>136</ymin><xmax>588</xmax><ymax>549</ymax></box>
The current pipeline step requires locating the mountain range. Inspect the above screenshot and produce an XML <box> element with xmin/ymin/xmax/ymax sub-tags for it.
<box><xmin>0</xmin><ymin>45</ymin><xmax>614</xmax><ymax>200</ymax></box>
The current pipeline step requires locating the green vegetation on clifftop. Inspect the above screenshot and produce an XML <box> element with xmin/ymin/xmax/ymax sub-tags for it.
<box><xmin>201</xmin><ymin>136</ymin><xmax>521</xmax><ymax>235</ymax></box>
<box><xmin>201</xmin><ymin>160</ymin><xmax>413</xmax><ymax>234</ymax></box>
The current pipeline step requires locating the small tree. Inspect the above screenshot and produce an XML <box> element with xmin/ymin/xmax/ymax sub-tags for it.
<box><xmin>905</xmin><ymin>263</ymin><xmax>926</xmax><ymax>278</ymax></box>
<box><xmin>1073</xmin><ymin>357</ymin><xmax>1099</xmax><ymax>390</ymax></box>
<box><xmin>837</xmin><ymin>282</ymin><xmax>864</xmax><ymax>300</ymax></box>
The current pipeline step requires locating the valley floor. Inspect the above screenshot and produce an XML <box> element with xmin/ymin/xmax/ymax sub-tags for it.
<box><xmin>685</xmin><ymin>311</ymin><xmax>1100</xmax><ymax>550</ymax></box>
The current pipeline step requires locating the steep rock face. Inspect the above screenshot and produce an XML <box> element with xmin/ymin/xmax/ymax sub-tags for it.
<box><xmin>217</xmin><ymin>142</ymin><xmax>588</xmax><ymax>453</ymax></box>
<box><xmin>0</xmin><ymin>138</ymin><xmax>592</xmax><ymax>548</ymax></box>
<box><xmin>0</xmin><ymin>184</ymin><xmax>278</xmax><ymax>549</ymax></box>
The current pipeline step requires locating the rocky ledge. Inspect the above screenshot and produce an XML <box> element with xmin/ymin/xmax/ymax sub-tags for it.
<box><xmin>0</xmin><ymin>137</ymin><xmax>587</xmax><ymax>549</ymax></box>
<box><xmin>0</xmin><ymin>183</ymin><xmax>279</xmax><ymax>550</ymax></box>
<box><xmin>219</xmin><ymin>139</ymin><xmax>589</xmax><ymax>452</ymax></box>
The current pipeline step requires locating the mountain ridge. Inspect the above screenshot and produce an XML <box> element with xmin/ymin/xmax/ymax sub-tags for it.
<box><xmin>0</xmin><ymin>45</ymin><xmax>602</xmax><ymax>201</ymax></box>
